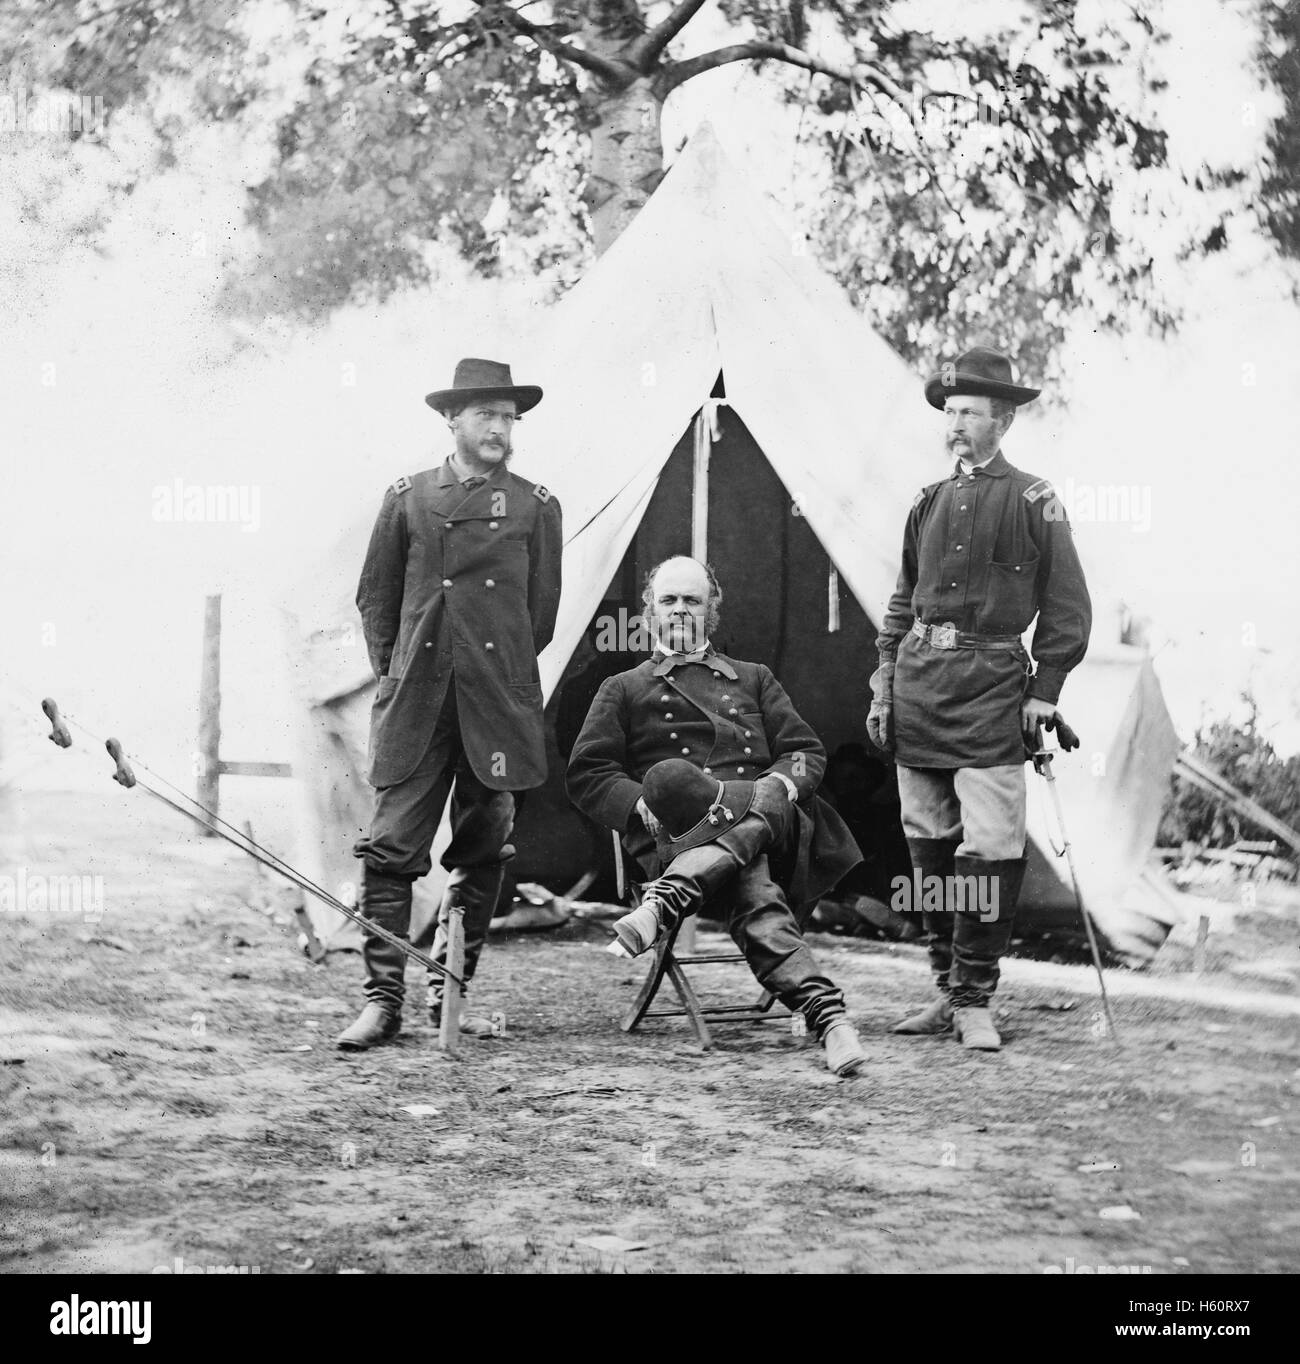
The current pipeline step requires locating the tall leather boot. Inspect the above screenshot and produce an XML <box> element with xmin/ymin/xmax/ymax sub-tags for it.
<box><xmin>336</xmin><ymin>869</ymin><xmax>412</xmax><ymax>1050</ymax></box>
<box><xmin>416</xmin><ymin>863</ymin><xmax>504</xmax><ymax>1036</ymax></box>
<box><xmin>950</xmin><ymin>855</ymin><xmax>1027</xmax><ymax>1050</ymax></box>
<box><xmin>891</xmin><ymin>837</ymin><xmax>960</xmax><ymax>1034</ymax></box>
<box><xmin>609</xmin><ymin>789</ymin><xmax>791</xmax><ymax>957</ymax></box>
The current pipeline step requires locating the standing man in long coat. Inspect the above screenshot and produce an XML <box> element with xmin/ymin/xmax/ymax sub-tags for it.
<box><xmin>868</xmin><ymin>347</ymin><xmax>1091</xmax><ymax>1051</ymax></box>
<box><xmin>337</xmin><ymin>358</ymin><xmax>563</xmax><ymax>1050</ymax></box>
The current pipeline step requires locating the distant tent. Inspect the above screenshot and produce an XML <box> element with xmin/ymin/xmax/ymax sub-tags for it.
<box><xmin>280</xmin><ymin>123</ymin><xmax>1180</xmax><ymax>961</ymax></box>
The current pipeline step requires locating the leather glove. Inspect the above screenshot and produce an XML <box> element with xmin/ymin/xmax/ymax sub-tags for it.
<box><xmin>1024</xmin><ymin>710</ymin><xmax>1082</xmax><ymax>761</ymax></box>
<box><xmin>1045</xmin><ymin>711</ymin><xmax>1081</xmax><ymax>751</ymax></box>
<box><xmin>751</xmin><ymin>774</ymin><xmax>796</xmax><ymax>842</ymax></box>
<box><xmin>867</xmin><ymin>659</ymin><xmax>895</xmax><ymax>753</ymax></box>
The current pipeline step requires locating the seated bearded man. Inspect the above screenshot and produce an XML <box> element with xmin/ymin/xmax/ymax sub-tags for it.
<box><xmin>565</xmin><ymin>556</ymin><xmax>868</xmax><ymax>1078</ymax></box>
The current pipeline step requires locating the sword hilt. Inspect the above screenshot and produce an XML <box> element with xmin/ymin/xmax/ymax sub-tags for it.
<box><xmin>42</xmin><ymin>698</ymin><xmax>72</xmax><ymax>748</ymax></box>
<box><xmin>1028</xmin><ymin>711</ymin><xmax>1080</xmax><ymax>774</ymax></box>
<box><xmin>1030</xmin><ymin>719</ymin><xmax>1053</xmax><ymax>776</ymax></box>
<box><xmin>106</xmin><ymin>738</ymin><xmax>136</xmax><ymax>788</ymax></box>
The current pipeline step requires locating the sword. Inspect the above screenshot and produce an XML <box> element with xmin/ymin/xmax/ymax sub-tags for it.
<box><xmin>42</xmin><ymin>698</ymin><xmax>460</xmax><ymax>985</ymax></box>
<box><xmin>1031</xmin><ymin>714</ymin><xmax>1122</xmax><ymax>1048</ymax></box>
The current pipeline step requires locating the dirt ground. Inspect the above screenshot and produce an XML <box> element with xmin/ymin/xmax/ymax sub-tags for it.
<box><xmin>2</xmin><ymin>788</ymin><xmax>1297</xmax><ymax>1275</ymax></box>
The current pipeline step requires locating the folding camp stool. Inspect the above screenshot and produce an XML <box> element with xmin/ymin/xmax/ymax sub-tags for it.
<box><xmin>613</xmin><ymin>834</ymin><xmax>791</xmax><ymax>1049</ymax></box>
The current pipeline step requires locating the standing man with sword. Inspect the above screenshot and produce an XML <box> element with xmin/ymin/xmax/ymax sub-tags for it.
<box><xmin>867</xmin><ymin>347</ymin><xmax>1092</xmax><ymax>1051</ymax></box>
<box><xmin>337</xmin><ymin>358</ymin><xmax>563</xmax><ymax>1051</ymax></box>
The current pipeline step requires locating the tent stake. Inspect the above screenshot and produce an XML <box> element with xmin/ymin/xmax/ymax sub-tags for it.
<box><xmin>438</xmin><ymin>907</ymin><xmax>465</xmax><ymax>1055</ymax></box>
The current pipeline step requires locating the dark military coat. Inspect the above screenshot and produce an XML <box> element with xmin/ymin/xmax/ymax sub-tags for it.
<box><xmin>357</xmin><ymin>459</ymin><xmax>562</xmax><ymax>790</ymax></box>
<box><xmin>877</xmin><ymin>450</ymin><xmax>1092</xmax><ymax>768</ymax></box>
<box><xmin>566</xmin><ymin>649</ymin><xmax>862</xmax><ymax>908</ymax></box>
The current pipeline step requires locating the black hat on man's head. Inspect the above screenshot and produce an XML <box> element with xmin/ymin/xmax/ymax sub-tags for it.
<box><xmin>640</xmin><ymin>759</ymin><xmax>755</xmax><ymax>855</ymax></box>
<box><xmin>923</xmin><ymin>346</ymin><xmax>1040</xmax><ymax>411</ymax></box>
<box><xmin>425</xmin><ymin>357</ymin><xmax>543</xmax><ymax>415</ymax></box>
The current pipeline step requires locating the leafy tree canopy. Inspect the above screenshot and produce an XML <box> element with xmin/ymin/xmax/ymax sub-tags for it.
<box><xmin>3</xmin><ymin>1</ymin><xmax>1299</xmax><ymax>388</ymax></box>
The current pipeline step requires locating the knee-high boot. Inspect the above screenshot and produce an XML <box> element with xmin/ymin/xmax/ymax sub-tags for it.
<box><xmin>890</xmin><ymin>837</ymin><xmax>960</xmax><ymax>1034</ymax></box>
<box><xmin>336</xmin><ymin>868</ymin><xmax>413</xmax><ymax>1050</ymax></box>
<box><xmin>609</xmin><ymin>795</ymin><xmax>789</xmax><ymax>957</ymax></box>
<box><xmin>949</xmin><ymin>855</ymin><xmax>1027</xmax><ymax>1008</ymax></box>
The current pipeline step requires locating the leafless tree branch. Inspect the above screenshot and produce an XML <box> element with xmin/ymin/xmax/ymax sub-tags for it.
<box><xmin>658</xmin><ymin>38</ymin><xmax>912</xmax><ymax>105</ymax></box>
<box><xmin>628</xmin><ymin>0</ymin><xmax>709</xmax><ymax>70</ymax></box>
<box><xmin>472</xmin><ymin>1</ymin><xmax>628</xmax><ymax>84</ymax></box>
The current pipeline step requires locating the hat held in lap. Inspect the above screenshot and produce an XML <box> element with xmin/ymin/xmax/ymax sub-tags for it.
<box><xmin>640</xmin><ymin>759</ymin><xmax>756</xmax><ymax>855</ymax></box>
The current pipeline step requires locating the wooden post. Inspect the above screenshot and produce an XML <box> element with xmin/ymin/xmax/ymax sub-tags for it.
<box><xmin>438</xmin><ymin>907</ymin><xmax>465</xmax><ymax>1055</ymax></box>
<box><xmin>197</xmin><ymin>594</ymin><xmax>221</xmax><ymax>834</ymax></box>
<box><xmin>1193</xmin><ymin>913</ymin><xmax>1210</xmax><ymax>975</ymax></box>
<box><xmin>682</xmin><ymin>405</ymin><xmax>717</xmax><ymax>958</ymax></box>
<box><xmin>691</xmin><ymin>407</ymin><xmax>711</xmax><ymax>566</ymax></box>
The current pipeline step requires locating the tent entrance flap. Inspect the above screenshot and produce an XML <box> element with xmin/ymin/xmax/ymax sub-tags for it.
<box><xmin>532</xmin><ymin>401</ymin><xmax>908</xmax><ymax>905</ymax></box>
<box><xmin>623</xmin><ymin>402</ymin><xmax>883</xmax><ymax>759</ymax></box>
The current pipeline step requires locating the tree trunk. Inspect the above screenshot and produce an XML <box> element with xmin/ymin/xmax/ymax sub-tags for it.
<box><xmin>583</xmin><ymin>76</ymin><xmax>665</xmax><ymax>255</ymax></box>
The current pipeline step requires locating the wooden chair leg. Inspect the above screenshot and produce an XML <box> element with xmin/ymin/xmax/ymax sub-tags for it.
<box><xmin>620</xmin><ymin>919</ymin><xmax>680</xmax><ymax>1033</ymax></box>
<box><xmin>665</xmin><ymin>955</ymin><xmax>713</xmax><ymax>1049</ymax></box>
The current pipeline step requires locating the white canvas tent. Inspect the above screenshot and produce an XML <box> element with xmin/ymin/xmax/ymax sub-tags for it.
<box><xmin>280</xmin><ymin>123</ymin><xmax>1180</xmax><ymax>960</ymax></box>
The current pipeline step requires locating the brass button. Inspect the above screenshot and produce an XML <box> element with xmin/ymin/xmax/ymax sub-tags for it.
<box><xmin>960</xmin><ymin>504</ymin><xmax>968</xmax><ymax>511</ymax></box>
<box><xmin>485</xmin><ymin>642</ymin><xmax>495</xmax><ymax>651</ymax></box>
<box><xmin>485</xmin><ymin>579</ymin><xmax>495</xmax><ymax>588</ymax></box>
<box><xmin>669</xmin><ymin>732</ymin><xmax>678</xmax><ymax>740</ymax></box>
<box><xmin>712</xmin><ymin>670</ymin><xmax>720</xmax><ymax>677</ymax></box>
<box><xmin>445</xmin><ymin>522</ymin><xmax>454</xmax><ymax>530</ymax></box>
<box><xmin>424</xmin><ymin>642</ymin><xmax>433</xmax><ymax>649</ymax></box>
<box><xmin>955</xmin><ymin>545</ymin><xmax>963</xmax><ymax>551</ymax></box>
<box><xmin>744</xmin><ymin>747</ymin><xmax>752</xmax><ymax>755</ymax></box>
<box><xmin>489</xmin><ymin>521</ymin><xmax>499</xmax><ymax>530</ymax></box>
<box><xmin>1014</xmin><ymin>566</ymin><xmax>1021</xmax><ymax>573</ymax></box>
<box><xmin>442</xmin><ymin>578</ymin><xmax>453</xmax><ymax>588</ymax></box>
<box><xmin>660</xmin><ymin>694</ymin><xmax>671</xmax><ymax>702</ymax></box>
<box><xmin>702</xmin><ymin>767</ymin><xmax>712</xmax><ymax>775</ymax></box>
<box><xmin>743</xmin><ymin>730</ymin><xmax>752</xmax><ymax>738</ymax></box>
<box><xmin>729</xmin><ymin>707</ymin><xmax>738</xmax><ymax>716</ymax></box>
<box><xmin>950</xmin><ymin>581</ymin><xmax>957</xmax><ymax>588</ymax></box>
<box><xmin>737</xmin><ymin>766</ymin><xmax>746</xmax><ymax>774</ymax></box>
<box><xmin>720</xmin><ymin>694</ymin><xmax>730</xmax><ymax>702</ymax></box>
<box><xmin>681</xmin><ymin>748</ymin><xmax>690</xmax><ymax>755</ymax></box>
<box><xmin>664</xmin><ymin>712</ymin><xmax>673</xmax><ymax>720</ymax></box>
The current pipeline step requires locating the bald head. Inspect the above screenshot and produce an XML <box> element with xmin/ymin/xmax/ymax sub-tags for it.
<box><xmin>643</xmin><ymin>556</ymin><xmax>721</xmax><ymax>652</ymax></box>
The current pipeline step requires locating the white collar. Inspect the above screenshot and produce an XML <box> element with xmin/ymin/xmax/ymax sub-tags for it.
<box><xmin>959</xmin><ymin>451</ymin><xmax>999</xmax><ymax>475</ymax></box>
<box><xmin>658</xmin><ymin>637</ymin><xmax>712</xmax><ymax>657</ymax></box>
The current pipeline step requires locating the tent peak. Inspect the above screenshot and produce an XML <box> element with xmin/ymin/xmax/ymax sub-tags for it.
<box><xmin>664</xmin><ymin>119</ymin><xmax>744</xmax><ymax>203</ymax></box>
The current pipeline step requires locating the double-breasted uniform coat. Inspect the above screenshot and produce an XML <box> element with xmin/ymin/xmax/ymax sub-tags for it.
<box><xmin>357</xmin><ymin>459</ymin><xmax>563</xmax><ymax>793</ymax></box>
<box><xmin>566</xmin><ymin>649</ymin><xmax>861</xmax><ymax>910</ymax></box>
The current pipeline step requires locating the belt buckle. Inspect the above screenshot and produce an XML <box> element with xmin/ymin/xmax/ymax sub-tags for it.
<box><xmin>932</xmin><ymin>622</ymin><xmax>958</xmax><ymax>650</ymax></box>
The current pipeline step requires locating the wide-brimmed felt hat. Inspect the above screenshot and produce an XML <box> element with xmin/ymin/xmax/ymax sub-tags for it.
<box><xmin>425</xmin><ymin>357</ymin><xmax>543</xmax><ymax>415</ymax></box>
<box><xmin>923</xmin><ymin>346</ymin><xmax>1040</xmax><ymax>411</ymax></box>
<box><xmin>641</xmin><ymin>759</ymin><xmax>755</xmax><ymax>855</ymax></box>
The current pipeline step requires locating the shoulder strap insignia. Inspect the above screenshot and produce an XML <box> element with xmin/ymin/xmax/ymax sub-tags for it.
<box><xmin>1023</xmin><ymin>478</ymin><xmax>1054</xmax><ymax>504</ymax></box>
<box><xmin>532</xmin><ymin>484</ymin><xmax>551</xmax><ymax>503</ymax></box>
<box><xmin>912</xmin><ymin>480</ymin><xmax>940</xmax><ymax>511</ymax></box>
<box><xmin>390</xmin><ymin>475</ymin><xmax>412</xmax><ymax>496</ymax></box>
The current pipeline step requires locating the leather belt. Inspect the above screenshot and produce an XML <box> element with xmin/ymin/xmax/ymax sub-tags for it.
<box><xmin>911</xmin><ymin>619</ymin><xmax>1022</xmax><ymax>651</ymax></box>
